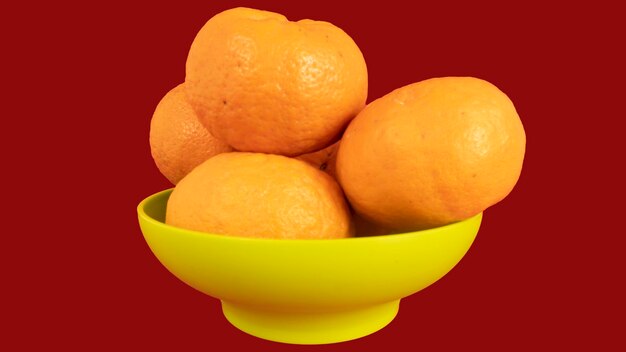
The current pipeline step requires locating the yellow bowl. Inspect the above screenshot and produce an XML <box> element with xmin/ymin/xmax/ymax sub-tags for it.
<box><xmin>137</xmin><ymin>189</ymin><xmax>481</xmax><ymax>344</ymax></box>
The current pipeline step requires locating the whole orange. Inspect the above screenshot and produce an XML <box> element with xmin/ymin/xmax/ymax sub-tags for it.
<box><xmin>149</xmin><ymin>83</ymin><xmax>233</xmax><ymax>184</ymax></box>
<box><xmin>166</xmin><ymin>152</ymin><xmax>353</xmax><ymax>239</ymax></box>
<box><xmin>185</xmin><ymin>7</ymin><xmax>368</xmax><ymax>156</ymax></box>
<box><xmin>336</xmin><ymin>77</ymin><xmax>526</xmax><ymax>231</ymax></box>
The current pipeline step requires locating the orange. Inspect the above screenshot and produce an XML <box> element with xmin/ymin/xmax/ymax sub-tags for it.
<box><xmin>166</xmin><ymin>152</ymin><xmax>353</xmax><ymax>239</ymax></box>
<box><xmin>185</xmin><ymin>7</ymin><xmax>368</xmax><ymax>156</ymax></box>
<box><xmin>149</xmin><ymin>83</ymin><xmax>233</xmax><ymax>184</ymax></box>
<box><xmin>336</xmin><ymin>77</ymin><xmax>526</xmax><ymax>231</ymax></box>
<box><xmin>295</xmin><ymin>141</ymin><xmax>340</xmax><ymax>179</ymax></box>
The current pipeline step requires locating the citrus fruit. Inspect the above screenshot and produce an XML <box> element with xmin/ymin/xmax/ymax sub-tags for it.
<box><xmin>166</xmin><ymin>152</ymin><xmax>353</xmax><ymax>239</ymax></box>
<box><xmin>295</xmin><ymin>141</ymin><xmax>339</xmax><ymax>179</ymax></box>
<box><xmin>185</xmin><ymin>7</ymin><xmax>368</xmax><ymax>156</ymax></box>
<box><xmin>336</xmin><ymin>77</ymin><xmax>526</xmax><ymax>231</ymax></box>
<box><xmin>149</xmin><ymin>83</ymin><xmax>233</xmax><ymax>184</ymax></box>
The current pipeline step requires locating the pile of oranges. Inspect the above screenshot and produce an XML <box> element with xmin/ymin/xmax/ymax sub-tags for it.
<box><xmin>149</xmin><ymin>7</ymin><xmax>526</xmax><ymax>239</ymax></box>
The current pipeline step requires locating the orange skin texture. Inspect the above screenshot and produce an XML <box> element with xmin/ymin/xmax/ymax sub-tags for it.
<box><xmin>185</xmin><ymin>7</ymin><xmax>368</xmax><ymax>156</ymax></box>
<box><xmin>166</xmin><ymin>152</ymin><xmax>353</xmax><ymax>239</ymax></box>
<box><xmin>336</xmin><ymin>77</ymin><xmax>526</xmax><ymax>231</ymax></box>
<box><xmin>295</xmin><ymin>141</ymin><xmax>340</xmax><ymax>179</ymax></box>
<box><xmin>149</xmin><ymin>83</ymin><xmax>233</xmax><ymax>184</ymax></box>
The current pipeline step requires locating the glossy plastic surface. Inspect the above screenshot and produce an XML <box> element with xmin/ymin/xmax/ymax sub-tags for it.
<box><xmin>137</xmin><ymin>189</ymin><xmax>481</xmax><ymax>344</ymax></box>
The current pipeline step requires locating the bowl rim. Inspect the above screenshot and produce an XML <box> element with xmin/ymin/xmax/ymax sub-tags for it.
<box><xmin>138</xmin><ymin>188</ymin><xmax>482</xmax><ymax>244</ymax></box>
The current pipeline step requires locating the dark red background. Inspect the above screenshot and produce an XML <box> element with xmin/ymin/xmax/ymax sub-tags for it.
<box><xmin>4</xmin><ymin>0</ymin><xmax>624</xmax><ymax>350</ymax></box>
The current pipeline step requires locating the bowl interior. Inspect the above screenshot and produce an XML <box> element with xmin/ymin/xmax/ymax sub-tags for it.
<box><xmin>138</xmin><ymin>189</ymin><xmax>481</xmax><ymax>311</ymax></box>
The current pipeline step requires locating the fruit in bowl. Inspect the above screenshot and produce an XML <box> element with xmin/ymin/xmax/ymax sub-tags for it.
<box><xmin>337</xmin><ymin>76</ymin><xmax>526</xmax><ymax>232</ymax></box>
<box><xmin>139</xmin><ymin>6</ymin><xmax>525</xmax><ymax>345</ymax></box>
<box><xmin>149</xmin><ymin>83</ymin><xmax>233</xmax><ymax>185</ymax></box>
<box><xmin>185</xmin><ymin>7</ymin><xmax>368</xmax><ymax>156</ymax></box>
<box><xmin>166</xmin><ymin>152</ymin><xmax>353</xmax><ymax>240</ymax></box>
<box><xmin>138</xmin><ymin>189</ymin><xmax>482</xmax><ymax>344</ymax></box>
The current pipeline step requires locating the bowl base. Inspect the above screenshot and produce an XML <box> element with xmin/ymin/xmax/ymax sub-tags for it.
<box><xmin>221</xmin><ymin>300</ymin><xmax>400</xmax><ymax>344</ymax></box>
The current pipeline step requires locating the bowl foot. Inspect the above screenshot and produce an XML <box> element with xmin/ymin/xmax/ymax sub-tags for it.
<box><xmin>221</xmin><ymin>300</ymin><xmax>399</xmax><ymax>344</ymax></box>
